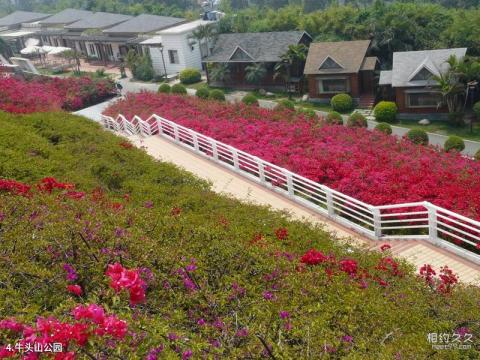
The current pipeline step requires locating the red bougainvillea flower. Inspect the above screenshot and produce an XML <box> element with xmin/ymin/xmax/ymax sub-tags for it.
<box><xmin>419</xmin><ymin>264</ymin><xmax>436</xmax><ymax>286</ymax></box>
<box><xmin>274</xmin><ymin>227</ymin><xmax>288</xmax><ymax>241</ymax></box>
<box><xmin>38</xmin><ymin>177</ymin><xmax>75</xmax><ymax>193</ymax></box>
<box><xmin>170</xmin><ymin>206</ymin><xmax>182</xmax><ymax>217</ymax></box>
<box><xmin>0</xmin><ymin>179</ymin><xmax>31</xmax><ymax>196</ymax></box>
<box><xmin>67</xmin><ymin>285</ymin><xmax>83</xmax><ymax>296</ymax></box>
<box><xmin>339</xmin><ymin>259</ymin><xmax>358</xmax><ymax>276</ymax></box>
<box><xmin>65</xmin><ymin>191</ymin><xmax>86</xmax><ymax>200</ymax></box>
<box><xmin>105</xmin><ymin>263</ymin><xmax>147</xmax><ymax>305</ymax></box>
<box><xmin>380</xmin><ymin>244</ymin><xmax>391</xmax><ymax>252</ymax></box>
<box><xmin>300</xmin><ymin>249</ymin><xmax>328</xmax><ymax>266</ymax></box>
<box><xmin>437</xmin><ymin>266</ymin><xmax>458</xmax><ymax>294</ymax></box>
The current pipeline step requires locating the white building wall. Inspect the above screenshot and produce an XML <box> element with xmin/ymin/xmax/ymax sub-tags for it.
<box><xmin>150</xmin><ymin>33</ymin><xmax>203</xmax><ymax>76</ymax></box>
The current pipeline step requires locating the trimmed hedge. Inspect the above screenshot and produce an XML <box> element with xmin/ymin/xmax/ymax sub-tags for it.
<box><xmin>276</xmin><ymin>99</ymin><xmax>295</xmax><ymax>111</ymax></box>
<box><xmin>171</xmin><ymin>83</ymin><xmax>187</xmax><ymax>95</ymax></box>
<box><xmin>474</xmin><ymin>101</ymin><xmax>480</xmax><ymax>119</ymax></box>
<box><xmin>375</xmin><ymin>122</ymin><xmax>392</xmax><ymax>135</ymax></box>
<box><xmin>406</xmin><ymin>128</ymin><xmax>429</xmax><ymax>145</ymax></box>
<box><xmin>179</xmin><ymin>68</ymin><xmax>202</xmax><ymax>84</ymax></box>
<box><xmin>195</xmin><ymin>86</ymin><xmax>210</xmax><ymax>99</ymax></box>
<box><xmin>242</xmin><ymin>93</ymin><xmax>259</xmax><ymax>106</ymax></box>
<box><xmin>374</xmin><ymin>101</ymin><xmax>398</xmax><ymax>123</ymax></box>
<box><xmin>347</xmin><ymin>112</ymin><xmax>367</xmax><ymax>128</ymax></box>
<box><xmin>158</xmin><ymin>83</ymin><xmax>171</xmax><ymax>93</ymax></box>
<box><xmin>330</xmin><ymin>93</ymin><xmax>353</xmax><ymax>112</ymax></box>
<box><xmin>444</xmin><ymin>135</ymin><xmax>465</xmax><ymax>152</ymax></box>
<box><xmin>326</xmin><ymin>111</ymin><xmax>343</xmax><ymax>125</ymax></box>
<box><xmin>209</xmin><ymin>89</ymin><xmax>226</xmax><ymax>101</ymax></box>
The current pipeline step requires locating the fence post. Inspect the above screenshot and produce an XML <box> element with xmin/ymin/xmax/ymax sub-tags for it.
<box><xmin>211</xmin><ymin>142</ymin><xmax>219</xmax><ymax>160</ymax></box>
<box><xmin>192</xmin><ymin>133</ymin><xmax>199</xmax><ymax>152</ymax></box>
<box><xmin>258</xmin><ymin>162</ymin><xmax>266</xmax><ymax>183</ymax></box>
<box><xmin>325</xmin><ymin>188</ymin><xmax>335</xmax><ymax>217</ymax></box>
<box><xmin>231</xmin><ymin>148</ymin><xmax>240</xmax><ymax>170</ymax></box>
<box><xmin>286</xmin><ymin>172</ymin><xmax>294</xmax><ymax>197</ymax></box>
<box><xmin>157</xmin><ymin>119</ymin><xmax>163</xmax><ymax>136</ymax></box>
<box><xmin>427</xmin><ymin>203</ymin><xmax>438</xmax><ymax>244</ymax></box>
<box><xmin>173</xmin><ymin>124</ymin><xmax>180</xmax><ymax>142</ymax></box>
<box><xmin>372</xmin><ymin>208</ymin><xmax>382</xmax><ymax>238</ymax></box>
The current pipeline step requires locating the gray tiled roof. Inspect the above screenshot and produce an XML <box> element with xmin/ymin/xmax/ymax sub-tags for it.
<box><xmin>204</xmin><ymin>31</ymin><xmax>310</xmax><ymax>62</ymax></box>
<box><xmin>0</xmin><ymin>11</ymin><xmax>51</xmax><ymax>27</ymax></box>
<box><xmin>103</xmin><ymin>14</ymin><xmax>185</xmax><ymax>34</ymax></box>
<box><xmin>38</xmin><ymin>8</ymin><xmax>93</xmax><ymax>25</ymax></box>
<box><xmin>304</xmin><ymin>40</ymin><xmax>371</xmax><ymax>75</ymax></box>
<box><xmin>388</xmin><ymin>48</ymin><xmax>467</xmax><ymax>87</ymax></box>
<box><xmin>379</xmin><ymin>70</ymin><xmax>392</xmax><ymax>86</ymax></box>
<box><xmin>65</xmin><ymin>12</ymin><xmax>132</xmax><ymax>30</ymax></box>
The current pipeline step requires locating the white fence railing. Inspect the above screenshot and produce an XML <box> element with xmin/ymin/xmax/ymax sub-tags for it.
<box><xmin>102</xmin><ymin>114</ymin><xmax>480</xmax><ymax>265</ymax></box>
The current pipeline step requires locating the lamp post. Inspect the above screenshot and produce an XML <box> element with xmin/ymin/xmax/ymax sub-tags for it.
<box><xmin>159</xmin><ymin>44</ymin><xmax>167</xmax><ymax>82</ymax></box>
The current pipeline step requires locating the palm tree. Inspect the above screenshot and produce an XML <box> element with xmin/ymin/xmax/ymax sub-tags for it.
<box><xmin>188</xmin><ymin>24</ymin><xmax>217</xmax><ymax>58</ymax></box>
<box><xmin>274</xmin><ymin>44</ymin><xmax>308</xmax><ymax>97</ymax></box>
<box><xmin>209</xmin><ymin>63</ymin><xmax>231</xmax><ymax>83</ymax></box>
<box><xmin>245</xmin><ymin>63</ymin><xmax>267</xmax><ymax>88</ymax></box>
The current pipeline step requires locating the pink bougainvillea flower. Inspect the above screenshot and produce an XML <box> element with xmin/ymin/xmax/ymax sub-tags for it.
<box><xmin>339</xmin><ymin>259</ymin><xmax>358</xmax><ymax>276</ymax></box>
<box><xmin>380</xmin><ymin>244</ymin><xmax>391</xmax><ymax>252</ymax></box>
<box><xmin>274</xmin><ymin>227</ymin><xmax>288</xmax><ymax>241</ymax></box>
<box><xmin>105</xmin><ymin>263</ymin><xmax>147</xmax><ymax>305</ymax></box>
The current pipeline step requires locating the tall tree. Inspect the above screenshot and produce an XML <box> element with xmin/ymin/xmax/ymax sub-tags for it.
<box><xmin>274</xmin><ymin>43</ymin><xmax>308</xmax><ymax>96</ymax></box>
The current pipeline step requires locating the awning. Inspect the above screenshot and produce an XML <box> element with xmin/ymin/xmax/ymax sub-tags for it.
<box><xmin>0</xmin><ymin>30</ymin><xmax>35</xmax><ymax>38</ymax></box>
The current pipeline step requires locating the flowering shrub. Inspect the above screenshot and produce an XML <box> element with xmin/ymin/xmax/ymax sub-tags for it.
<box><xmin>0</xmin><ymin>111</ymin><xmax>479</xmax><ymax>358</ymax></box>
<box><xmin>104</xmin><ymin>93</ymin><xmax>480</xmax><ymax>220</ymax></box>
<box><xmin>0</xmin><ymin>76</ymin><xmax>115</xmax><ymax>113</ymax></box>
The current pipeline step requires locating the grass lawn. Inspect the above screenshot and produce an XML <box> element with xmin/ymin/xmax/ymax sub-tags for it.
<box><xmin>398</xmin><ymin>118</ymin><xmax>480</xmax><ymax>142</ymax></box>
<box><xmin>185</xmin><ymin>81</ymin><xmax>236</xmax><ymax>94</ymax></box>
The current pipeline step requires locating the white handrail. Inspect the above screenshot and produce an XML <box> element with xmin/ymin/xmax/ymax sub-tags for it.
<box><xmin>101</xmin><ymin>114</ymin><xmax>480</xmax><ymax>265</ymax></box>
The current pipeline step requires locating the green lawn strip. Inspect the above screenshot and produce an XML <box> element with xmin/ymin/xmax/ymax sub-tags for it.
<box><xmin>398</xmin><ymin>118</ymin><xmax>480</xmax><ymax>142</ymax></box>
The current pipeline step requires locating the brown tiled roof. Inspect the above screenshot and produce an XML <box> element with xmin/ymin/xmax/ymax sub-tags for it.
<box><xmin>304</xmin><ymin>40</ymin><xmax>371</xmax><ymax>75</ymax></box>
<box><xmin>360</xmin><ymin>56</ymin><xmax>378</xmax><ymax>71</ymax></box>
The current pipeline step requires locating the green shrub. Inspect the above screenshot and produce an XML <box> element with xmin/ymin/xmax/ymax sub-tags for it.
<box><xmin>276</xmin><ymin>99</ymin><xmax>295</xmax><ymax>111</ymax></box>
<box><xmin>158</xmin><ymin>83</ymin><xmax>171</xmax><ymax>93</ymax></box>
<box><xmin>475</xmin><ymin>149</ymin><xmax>480</xmax><ymax>161</ymax></box>
<box><xmin>195</xmin><ymin>86</ymin><xmax>210</xmax><ymax>99</ymax></box>
<box><xmin>374</xmin><ymin>122</ymin><xmax>392</xmax><ymax>135</ymax></box>
<box><xmin>406</xmin><ymin>128</ymin><xmax>429</xmax><ymax>145</ymax></box>
<box><xmin>179</xmin><ymin>68</ymin><xmax>202</xmax><ymax>84</ymax></box>
<box><xmin>298</xmin><ymin>108</ymin><xmax>317</xmax><ymax>120</ymax></box>
<box><xmin>242</xmin><ymin>93</ymin><xmax>258</xmax><ymax>106</ymax></box>
<box><xmin>473</xmin><ymin>101</ymin><xmax>480</xmax><ymax>119</ymax></box>
<box><xmin>0</xmin><ymin>111</ymin><xmax>479</xmax><ymax>359</ymax></box>
<box><xmin>209</xmin><ymin>89</ymin><xmax>226</xmax><ymax>101</ymax></box>
<box><xmin>171</xmin><ymin>83</ymin><xmax>187</xmax><ymax>95</ymax></box>
<box><xmin>330</xmin><ymin>93</ymin><xmax>353</xmax><ymax>112</ymax></box>
<box><xmin>374</xmin><ymin>101</ymin><xmax>398</xmax><ymax>123</ymax></box>
<box><xmin>347</xmin><ymin>112</ymin><xmax>367</xmax><ymax>128</ymax></box>
<box><xmin>444</xmin><ymin>135</ymin><xmax>465</xmax><ymax>152</ymax></box>
<box><xmin>325</xmin><ymin>111</ymin><xmax>343</xmax><ymax>125</ymax></box>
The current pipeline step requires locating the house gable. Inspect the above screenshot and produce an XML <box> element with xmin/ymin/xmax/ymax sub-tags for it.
<box><xmin>319</xmin><ymin>56</ymin><xmax>343</xmax><ymax>71</ymax></box>
<box><xmin>229</xmin><ymin>46</ymin><xmax>254</xmax><ymax>61</ymax></box>
<box><xmin>410</xmin><ymin>66</ymin><xmax>435</xmax><ymax>82</ymax></box>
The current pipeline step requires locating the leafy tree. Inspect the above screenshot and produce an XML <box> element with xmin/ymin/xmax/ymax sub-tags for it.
<box><xmin>274</xmin><ymin>43</ymin><xmax>308</xmax><ymax>96</ymax></box>
<box><xmin>208</xmin><ymin>63</ymin><xmax>231</xmax><ymax>83</ymax></box>
<box><xmin>245</xmin><ymin>63</ymin><xmax>267</xmax><ymax>88</ymax></box>
<box><xmin>188</xmin><ymin>23</ymin><xmax>217</xmax><ymax>58</ymax></box>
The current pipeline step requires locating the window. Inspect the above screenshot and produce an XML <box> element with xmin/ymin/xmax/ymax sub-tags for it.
<box><xmin>88</xmin><ymin>44</ymin><xmax>96</xmax><ymax>55</ymax></box>
<box><xmin>319</xmin><ymin>56</ymin><xmax>342</xmax><ymax>70</ymax></box>
<box><xmin>406</xmin><ymin>92</ymin><xmax>442</xmax><ymax>108</ymax></box>
<box><xmin>168</xmin><ymin>50</ymin><xmax>179</xmax><ymax>64</ymax></box>
<box><xmin>319</xmin><ymin>78</ymin><xmax>349</xmax><ymax>93</ymax></box>
<box><xmin>105</xmin><ymin>44</ymin><xmax>113</xmax><ymax>57</ymax></box>
<box><xmin>411</xmin><ymin>67</ymin><xmax>434</xmax><ymax>81</ymax></box>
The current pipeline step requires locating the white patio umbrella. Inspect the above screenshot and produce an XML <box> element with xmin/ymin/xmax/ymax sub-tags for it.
<box><xmin>20</xmin><ymin>46</ymin><xmax>46</xmax><ymax>55</ymax></box>
<box><xmin>47</xmin><ymin>46</ymin><xmax>71</xmax><ymax>55</ymax></box>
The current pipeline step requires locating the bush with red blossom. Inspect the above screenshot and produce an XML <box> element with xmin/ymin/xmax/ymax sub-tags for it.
<box><xmin>104</xmin><ymin>93</ymin><xmax>480</xmax><ymax>221</ymax></box>
<box><xmin>0</xmin><ymin>75</ymin><xmax>115</xmax><ymax>113</ymax></box>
